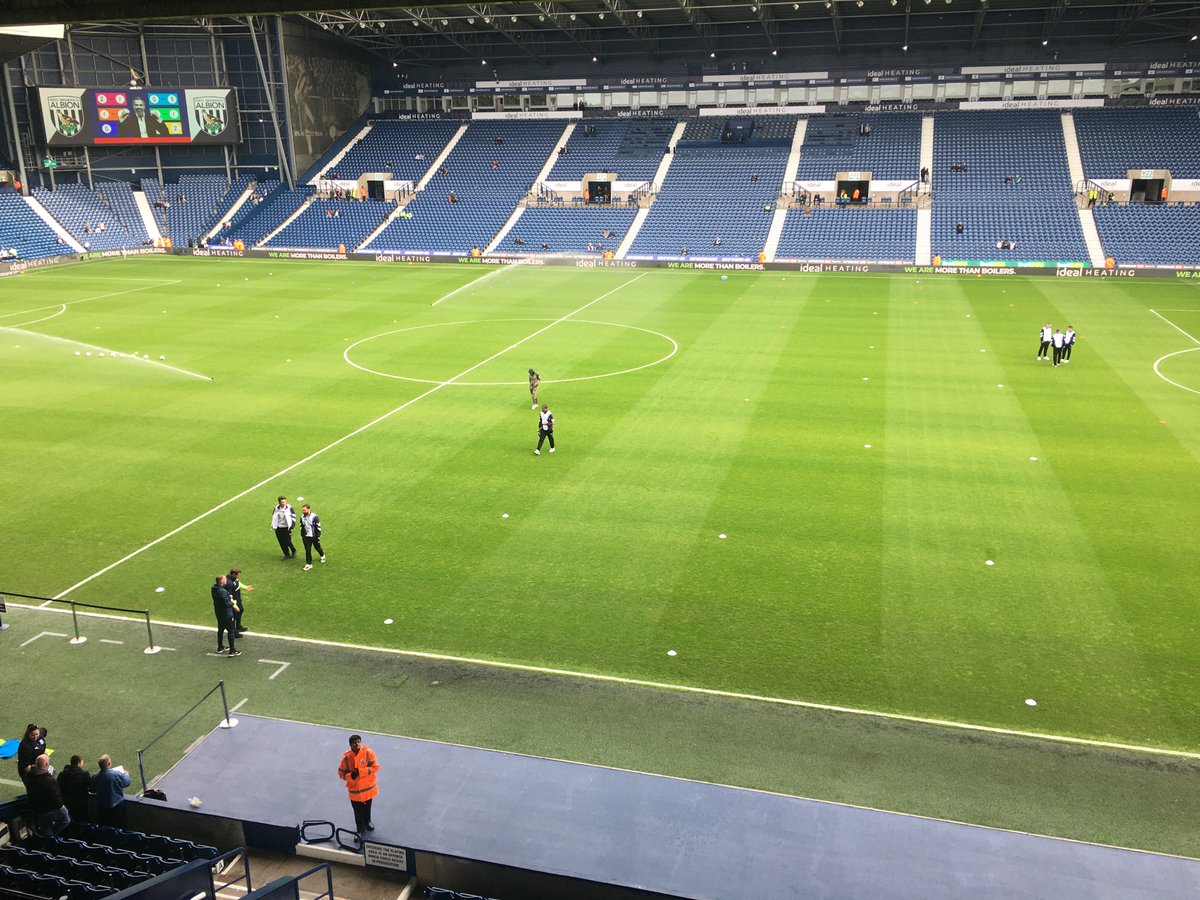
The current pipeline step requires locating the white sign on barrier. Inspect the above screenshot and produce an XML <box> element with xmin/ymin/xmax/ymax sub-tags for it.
<box><xmin>363</xmin><ymin>842</ymin><xmax>409</xmax><ymax>871</ymax></box>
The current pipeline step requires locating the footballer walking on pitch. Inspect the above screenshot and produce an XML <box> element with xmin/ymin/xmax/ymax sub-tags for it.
<box><xmin>528</xmin><ymin>368</ymin><xmax>541</xmax><ymax>409</ymax></box>
<box><xmin>300</xmin><ymin>504</ymin><xmax>325</xmax><ymax>571</ymax></box>
<box><xmin>535</xmin><ymin>404</ymin><xmax>555</xmax><ymax>455</ymax></box>
<box><xmin>272</xmin><ymin>496</ymin><xmax>297</xmax><ymax>560</ymax></box>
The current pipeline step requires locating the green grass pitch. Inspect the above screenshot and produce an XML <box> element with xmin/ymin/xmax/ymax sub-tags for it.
<box><xmin>3</xmin><ymin>256</ymin><xmax>1198</xmax><ymax>754</ymax></box>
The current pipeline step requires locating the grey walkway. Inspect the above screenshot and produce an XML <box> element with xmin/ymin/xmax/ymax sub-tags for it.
<box><xmin>151</xmin><ymin>715</ymin><xmax>1200</xmax><ymax>900</ymax></box>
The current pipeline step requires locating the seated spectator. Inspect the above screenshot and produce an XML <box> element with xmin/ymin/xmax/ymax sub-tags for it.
<box><xmin>448</xmin><ymin>191</ymin><xmax>458</xmax><ymax>203</ymax></box>
<box><xmin>955</xmin><ymin>220</ymin><xmax>964</xmax><ymax>235</ymax></box>
<box><xmin>440</xmin><ymin>165</ymin><xmax>449</xmax><ymax>176</ymax></box>
<box><xmin>513</xmin><ymin>235</ymin><xmax>525</xmax><ymax>246</ymax></box>
<box><xmin>680</xmin><ymin>245</ymin><xmax>688</xmax><ymax>257</ymax></box>
<box><xmin>713</xmin><ymin>236</ymin><xmax>722</xmax><ymax>247</ymax></box>
<box><xmin>540</xmin><ymin>242</ymin><xmax>549</xmax><ymax>251</ymax></box>
<box><xmin>491</xmin><ymin>160</ymin><xmax>499</xmax><ymax>170</ymax></box>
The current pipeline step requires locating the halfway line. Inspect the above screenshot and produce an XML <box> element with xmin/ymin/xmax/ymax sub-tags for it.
<box><xmin>52</xmin><ymin>273</ymin><xmax>648</xmax><ymax>600</ymax></box>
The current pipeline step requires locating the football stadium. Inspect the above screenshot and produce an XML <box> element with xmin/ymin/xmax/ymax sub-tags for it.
<box><xmin>1</xmin><ymin>0</ymin><xmax>1199</xmax><ymax>897</ymax></box>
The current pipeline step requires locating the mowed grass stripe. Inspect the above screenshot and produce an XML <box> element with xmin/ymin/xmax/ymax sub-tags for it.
<box><xmin>653</xmin><ymin>273</ymin><xmax>889</xmax><ymax>698</ymax></box>
<box><xmin>1002</xmin><ymin>279</ymin><xmax>1200</xmax><ymax>748</ymax></box>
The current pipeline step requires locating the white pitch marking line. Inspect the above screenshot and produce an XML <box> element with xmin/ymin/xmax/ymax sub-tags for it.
<box><xmin>258</xmin><ymin>659</ymin><xmax>290</xmax><ymax>680</ymax></box>
<box><xmin>99</xmin><ymin>638</ymin><xmax>124</xmax><ymax>645</ymax></box>
<box><xmin>1149</xmin><ymin>308</ymin><xmax>1200</xmax><ymax>345</ymax></box>
<box><xmin>345</xmin><ymin>318</ymin><xmax>678</xmax><ymax>386</ymax></box>
<box><xmin>1149</xmin><ymin>309</ymin><xmax>1200</xmax><ymax>395</ymax></box>
<box><xmin>230</xmin><ymin>698</ymin><xmax>249</xmax><ymax>713</ymax></box>
<box><xmin>6</xmin><ymin>304</ymin><xmax>67</xmax><ymax>328</ymax></box>
<box><xmin>0</xmin><ymin>776</ymin><xmax>27</xmax><ymax>788</ymax></box>
<box><xmin>0</xmin><ymin>280</ymin><xmax>181</xmax><ymax>321</ymax></box>
<box><xmin>0</xmin><ymin>326</ymin><xmax>212</xmax><ymax>381</ymax></box>
<box><xmin>52</xmin><ymin>274</ymin><xmax>649</xmax><ymax>601</ymax></box>
<box><xmin>431</xmin><ymin>264</ymin><xmax>515</xmax><ymax>307</ymax></box>
<box><xmin>158</xmin><ymin>646</ymin><xmax>176</xmax><ymax>651</ymax></box>
<box><xmin>20</xmin><ymin>631</ymin><xmax>68</xmax><ymax>648</ymax></box>
<box><xmin>11</xmin><ymin>600</ymin><xmax>1200</xmax><ymax>760</ymax></box>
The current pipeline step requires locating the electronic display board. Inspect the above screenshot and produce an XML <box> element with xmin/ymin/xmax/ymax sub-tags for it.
<box><xmin>35</xmin><ymin>86</ymin><xmax>240</xmax><ymax>147</ymax></box>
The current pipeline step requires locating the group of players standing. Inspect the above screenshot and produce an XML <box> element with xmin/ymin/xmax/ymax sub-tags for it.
<box><xmin>1037</xmin><ymin>323</ymin><xmax>1077</xmax><ymax>367</ymax></box>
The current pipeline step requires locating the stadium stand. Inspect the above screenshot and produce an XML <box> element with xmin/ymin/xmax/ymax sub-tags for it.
<box><xmin>32</xmin><ymin>182</ymin><xmax>146</xmax><ymax>250</ymax></box>
<box><xmin>0</xmin><ymin>192</ymin><xmax>67</xmax><ymax>260</ymax></box>
<box><xmin>367</xmin><ymin>119</ymin><xmax>564</xmax><ymax>255</ymax></box>
<box><xmin>795</xmin><ymin>112</ymin><xmax>923</xmax><ymax>181</ymax></box>
<box><xmin>142</xmin><ymin>174</ymin><xmax>253</xmax><ymax>246</ymax></box>
<box><xmin>225</xmin><ymin>183</ymin><xmax>313</xmax><ymax>247</ymax></box>
<box><xmin>545</xmin><ymin>118</ymin><xmax>672</xmax><ymax>183</ymax></box>
<box><xmin>1074</xmin><ymin>107</ymin><xmax>1200</xmax><ymax>179</ymax></box>
<box><xmin>504</xmin><ymin>206</ymin><xmax>639</xmax><ymax>255</ymax></box>
<box><xmin>629</xmin><ymin>148</ymin><xmax>789</xmax><ymax>258</ymax></box>
<box><xmin>775</xmin><ymin>207</ymin><xmax>918</xmax><ymax>262</ymax></box>
<box><xmin>264</xmin><ymin>197</ymin><xmax>395</xmax><ymax>249</ymax></box>
<box><xmin>930</xmin><ymin>110</ymin><xmax>1089</xmax><ymax>262</ymax></box>
<box><xmin>319</xmin><ymin>119</ymin><xmax>463</xmax><ymax>184</ymax></box>
<box><xmin>1092</xmin><ymin>203</ymin><xmax>1200</xmax><ymax>265</ymax></box>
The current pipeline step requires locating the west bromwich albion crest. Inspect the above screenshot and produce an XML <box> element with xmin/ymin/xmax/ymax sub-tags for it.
<box><xmin>194</xmin><ymin>97</ymin><xmax>228</xmax><ymax>136</ymax></box>
<box><xmin>48</xmin><ymin>95</ymin><xmax>84</xmax><ymax>137</ymax></box>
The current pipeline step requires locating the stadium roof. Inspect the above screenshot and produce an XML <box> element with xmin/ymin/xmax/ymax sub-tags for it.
<box><xmin>6</xmin><ymin>1</ymin><xmax>1199</xmax><ymax>72</ymax></box>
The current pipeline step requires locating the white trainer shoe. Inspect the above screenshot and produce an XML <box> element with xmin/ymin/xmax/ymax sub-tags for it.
<box><xmin>534</xmin><ymin>449</ymin><xmax>540</xmax><ymax>455</ymax></box>
<box><xmin>549</xmin><ymin>447</ymin><xmax>555</xmax><ymax>453</ymax></box>
<box><xmin>303</xmin><ymin>564</ymin><xmax>313</xmax><ymax>571</ymax></box>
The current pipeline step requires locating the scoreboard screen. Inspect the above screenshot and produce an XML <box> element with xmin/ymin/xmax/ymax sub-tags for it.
<box><xmin>35</xmin><ymin>86</ymin><xmax>240</xmax><ymax>147</ymax></box>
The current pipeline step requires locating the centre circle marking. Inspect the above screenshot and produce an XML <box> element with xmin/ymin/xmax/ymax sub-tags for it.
<box><xmin>344</xmin><ymin>318</ymin><xmax>679</xmax><ymax>385</ymax></box>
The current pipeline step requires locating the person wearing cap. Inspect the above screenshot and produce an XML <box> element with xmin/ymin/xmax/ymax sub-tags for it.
<box><xmin>337</xmin><ymin>734</ymin><xmax>380</xmax><ymax>834</ymax></box>
<box><xmin>535</xmin><ymin>404</ymin><xmax>555</xmax><ymax>456</ymax></box>
<box><xmin>17</xmin><ymin>723</ymin><xmax>47</xmax><ymax>787</ymax></box>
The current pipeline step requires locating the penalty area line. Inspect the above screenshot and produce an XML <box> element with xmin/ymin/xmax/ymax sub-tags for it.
<box><xmin>52</xmin><ymin>273</ymin><xmax>649</xmax><ymax>601</ymax></box>
<box><xmin>12</xmin><ymin>600</ymin><xmax>1200</xmax><ymax>762</ymax></box>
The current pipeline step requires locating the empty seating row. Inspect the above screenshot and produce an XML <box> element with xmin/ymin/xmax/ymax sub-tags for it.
<box><xmin>504</xmin><ymin>207</ymin><xmax>638</xmax><ymax>255</ymax></box>
<box><xmin>263</xmin><ymin>198</ymin><xmax>394</xmax><ymax>250</ymax></box>
<box><xmin>0</xmin><ymin>192</ymin><xmax>67</xmax><ymax>260</ymax></box>
<box><xmin>1092</xmin><ymin>204</ymin><xmax>1200</xmax><ymax>265</ymax></box>
<box><xmin>367</xmin><ymin>119</ymin><xmax>563</xmax><ymax>254</ymax></box>
<box><xmin>1075</xmin><ymin>107</ymin><xmax>1200</xmax><ymax>179</ymax></box>
<box><xmin>0</xmin><ymin>864</ymin><xmax>109</xmax><ymax>899</ymax></box>
<box><xmin>0</xmin><ymin>845</ymin><xmax>150</xmax><ymax>892</ymax></box>
<box><xmin>776</xmin><ymin>208</ymin><xmax>917</xmax><ymax>262</ymax></box>
<box><xmin>796</xmin><ymin>113</ymin><xmax>922</xmax><ymax>181</ymax></box>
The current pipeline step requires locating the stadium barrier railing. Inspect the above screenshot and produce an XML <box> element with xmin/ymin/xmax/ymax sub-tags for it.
<box><xmin>0</xmin><ymin>591</ymin><xmax>159</xmax><ymax>652</ymax></box>
<box><xmin>136</xmin><ymin>681</ymin><xmax>236</xmax><ymax>795</ymax></box>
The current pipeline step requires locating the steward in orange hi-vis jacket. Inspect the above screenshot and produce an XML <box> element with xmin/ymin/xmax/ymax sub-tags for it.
<box><xmin>338</xmin><ymin>734</ymin><xmax>380</xmax><ymax>833</ymax></box>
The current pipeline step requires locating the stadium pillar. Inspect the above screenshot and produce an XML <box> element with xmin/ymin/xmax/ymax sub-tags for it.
<box><xmin>245</xmin><ymin>15</ymin><xmax>294</xmax><ymax>190</ymax></box>
<box><xmin>0</xmin><ymin>63</ymin><xmax>29</xmax><ymax>195</ymax></box>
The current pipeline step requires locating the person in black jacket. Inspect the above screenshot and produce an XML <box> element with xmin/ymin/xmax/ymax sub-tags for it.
<box><xmin>17</xmin><ymin>723</ymin><xmax>47</xmax><ymax>787</ymax></box>
<box><xmin>212</xmin><ymin>574</ymin><xmax>241</xmax><ymax>657</ymax></box>
<box><xmin>227</xmin><ymin>567</ymin><xmax>254</xmax><ymax>635</ymax></box>
<box><xmin>27</xmin><ymin>755</ymin><xmax>70</xmax><ymax>835</ymax></box>
<box><xmin>299</xmin><ymin>505</ymin><xmax>325</xmax><ymax>571</ymax></box>
<box><xmin>57</xmin><ymin>755</ymin><xmax>91</xmax><ymax>823</ymax></box>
